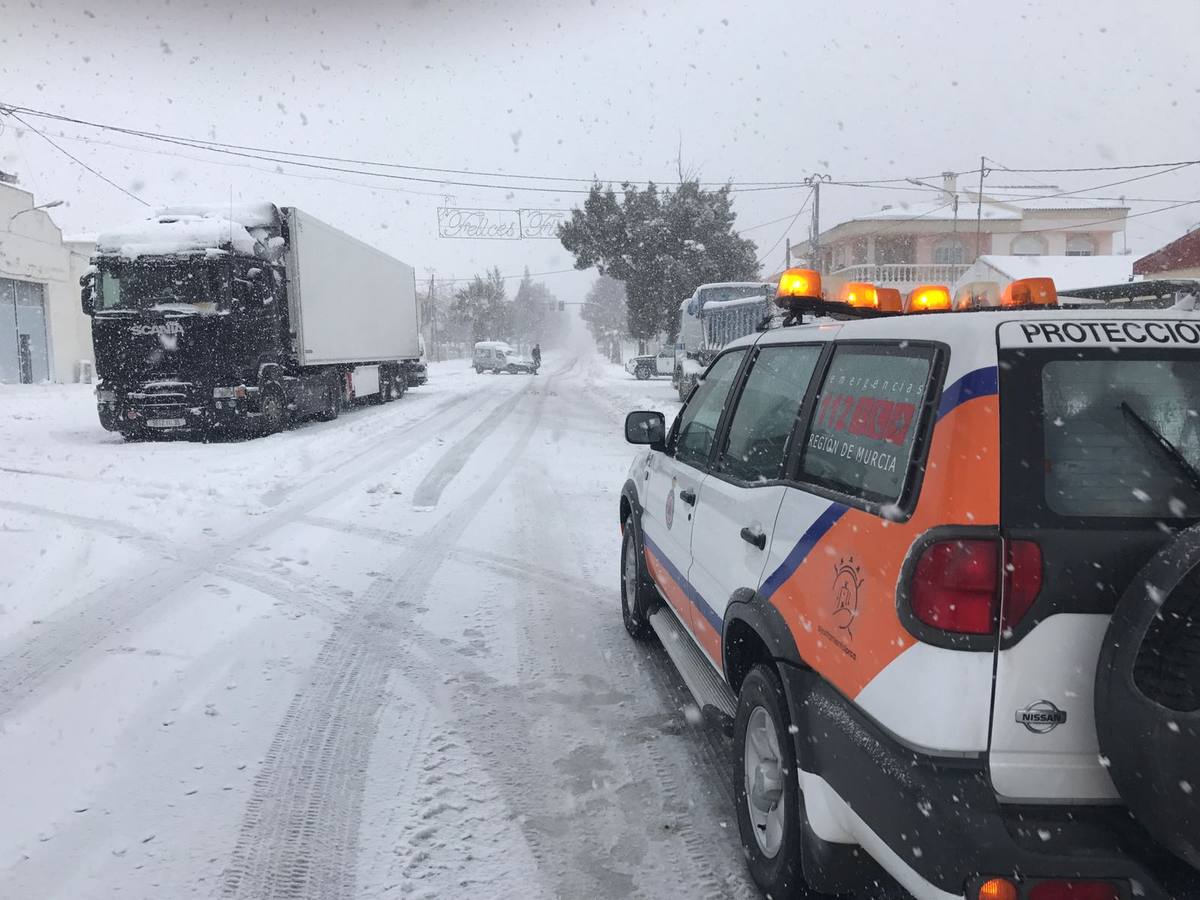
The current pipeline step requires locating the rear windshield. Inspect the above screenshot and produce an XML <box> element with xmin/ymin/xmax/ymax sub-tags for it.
<box><xmin>1004</xmin><ymin>350</ymin><xmax>1200</xmax><ymax>522</ymax></box>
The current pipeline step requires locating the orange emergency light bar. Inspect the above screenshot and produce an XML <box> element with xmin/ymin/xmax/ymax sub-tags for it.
<box><xmin>838</xmin><ymin>281</ymin><xmax>879</xmax><ymax>308</ymax></box>
<box><xmin>1001</xmin><ymin>276</ymin><xmax>1057</xmax><ymax>308</ymax></box>
<box><xmin>776</xmin><ymin>268</ymin><xmax>823</xmax><ymax>301</ymax></box>
<box><xmin>876</xmin><ymin>287</ymin><xmax>903</xmax><ymax>313</ymax></box>
<box><xmin>906</xmin><ymin>284</ymin><xmax>952</xmax><ymax>313</ymax></box>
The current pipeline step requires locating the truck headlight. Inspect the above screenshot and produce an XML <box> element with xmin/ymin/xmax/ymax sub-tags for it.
<box><xmin>96</xmin><ymin>390</ymin><xmax>116</xmax><ymax>403</ymax></box>
<box><xmin>213</xmin><ymin>386</ymin><xmax>249</xmax><ymax>400</ymax></box>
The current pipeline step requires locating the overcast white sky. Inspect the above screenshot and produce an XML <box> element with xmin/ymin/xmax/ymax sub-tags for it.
<box><xmin>2</xmin><ymin>0</ymin><xmax>1198</xmax><ymax>300</ymax></box>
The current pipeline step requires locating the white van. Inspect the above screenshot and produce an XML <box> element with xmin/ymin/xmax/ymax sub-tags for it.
<box><xmin>473</xmin><ymin>341</ymin><xmax>538</xmax><ymax>375</ymax></box>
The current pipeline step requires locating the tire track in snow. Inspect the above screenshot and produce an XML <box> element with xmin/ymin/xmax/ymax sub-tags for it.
<box><xmin>220</xmin><ymin>372</ymin><xmax>553</xmax><ymax>900</ymax></box>
<box><xmin>0</xmin><ymin>382</ymin><xmax>519</xmax><ymax>722</ymax></box>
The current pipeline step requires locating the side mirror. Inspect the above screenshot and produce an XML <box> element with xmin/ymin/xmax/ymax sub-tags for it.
<box><xmin>625</xmin><ymin>410</ymin><xmax>666</xmax><ymax>450</ymax></box>
<box><xmin>79</xmin><ymin>271</ymin><xmax>95</xmax><ymax>316</ymax></box>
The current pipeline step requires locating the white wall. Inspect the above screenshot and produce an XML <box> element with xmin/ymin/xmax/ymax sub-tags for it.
<box><xmin>0</xmin><ymin>183</ymin><xmax>95</xmax><ymax>383</ymax></box>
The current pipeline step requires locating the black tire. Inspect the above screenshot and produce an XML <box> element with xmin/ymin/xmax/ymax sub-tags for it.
<box><xmin>635</xmin><ymin>365</ymin><xmax>651</xmax><ymax>381</ymax></box>
<box><xmin>1096</xmin><ymin>524</ymin><xmax>1200</xmax><ymax>870</ymax></box>
<box><xmin>258</xmin><ymin>387</ymin><xmax>288</xmax><ymax>435</ymax></box>
<box><xmin>475</xmin><ymin>366</ymin><xmax>483</xmax><ymax>375</ymax></box>
<box><xmin>735</xmin><ymin>665</ymin><xmax>817</xmax><ymax>899</ymax></box>
<box><xmin>620</xmin><ymin>515</ymin><xmax>656</xmax><ymax>641</ymax></box>
<box><xmin>316</xmin><ymin>378</ymin><xmax>340</xmax><ymax>422</ymax></box>
<box><xmin>394</xmin><ymin>370</ymin><xmax>407</xmax><ymax>398</ymax></box>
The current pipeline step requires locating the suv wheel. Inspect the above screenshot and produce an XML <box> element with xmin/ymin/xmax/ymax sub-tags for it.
<box><xmin>635</xmin><ymin>364</ymin><xmax>651</xmax><ymax>381</ymax></box>
<box><xmin>620</xmin><ymin>516</ymin><xmax>655</xmax><ymax>640</ymax></box>
<box><xmin>735</xmin><ymin>665</ymin><xmax>818</xmax><ymax>899</ymax></box>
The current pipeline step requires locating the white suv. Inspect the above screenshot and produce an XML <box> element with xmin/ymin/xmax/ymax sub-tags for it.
<box><xmin>618</xmin><ymin>272</ymin><xmax>1200</xmax><ymax>900</ymax></box>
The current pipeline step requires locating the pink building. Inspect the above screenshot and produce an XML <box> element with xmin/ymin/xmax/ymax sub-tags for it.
<box><xmin>790</xmin><ymin>175</ymin><xmax>1128</xmax><ymax>295</ymax></box>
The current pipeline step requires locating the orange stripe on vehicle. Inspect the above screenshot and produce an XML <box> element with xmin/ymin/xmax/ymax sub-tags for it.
<box><xmin>768</xmin><ymin>397</ymin><xmax>1001</xmax><ymax>699</ymax></box>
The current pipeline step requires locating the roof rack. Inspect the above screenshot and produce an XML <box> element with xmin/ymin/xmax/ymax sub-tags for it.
<box><xmin>1057</xmin><ymin>279</ymin><xmax>1200</xmax><ymax>309</ymax></box>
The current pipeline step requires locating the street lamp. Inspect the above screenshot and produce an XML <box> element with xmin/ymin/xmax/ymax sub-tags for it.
<box><xmin>7</xmin><ymin>199</ymin><xmax>64</xmax><ymax>225</ymax></box>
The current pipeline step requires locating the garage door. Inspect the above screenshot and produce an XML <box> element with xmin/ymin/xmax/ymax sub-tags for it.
<box><xmin>0</xmin><ymin>278</ymin><xmax>50</xmax><ymax>384</ymax></box>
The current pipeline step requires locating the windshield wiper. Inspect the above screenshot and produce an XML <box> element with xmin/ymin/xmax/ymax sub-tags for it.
<box><xmin>1120</xmin><ymin>400</ymin><xmax>1200</xmax><ymax>500</ymax></box>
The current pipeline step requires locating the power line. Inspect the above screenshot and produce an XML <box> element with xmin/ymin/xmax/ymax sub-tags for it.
<box><xmin>756</xmin><ymin>189</ymin><xmax>814</xmax><ymax>268</ymax></box>
<box><xmin>985</xmin><ymin>159</ymin><xmax>1200</xmax><ymax>174</ymax></box>
<box><xmin>7</xmin><ymin>111</ymin><xmax>150</xmax><ymax>207</ymax></box>
<box><xmin>3</xmin><ymin>103</ymin><xmax>979</xmax><ymax>195</ymax></box>
<box><xmin>440</xmin><ymin>267</ymin><xmax>579</xmax><ymax>284</ymax></box>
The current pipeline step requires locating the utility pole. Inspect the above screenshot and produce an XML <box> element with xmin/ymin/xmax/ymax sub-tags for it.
<box><xmin>427</xmin><ymin>272</ymin><xmax>438</xmax><ymax>362</ymax></box>
<box><xmin>804</xmin><ymin>174</ymin><xmax>831</xmax><ymax>272</ymax></box>
<box><xmin>974</xmin><ymin>156</ymin><xmax>988</xmax><ymax>262</ymax></box>
<box><xmin>785</xmin><ymin>238</ymin><xmax>791</xmax><ymax>270</ymax></box>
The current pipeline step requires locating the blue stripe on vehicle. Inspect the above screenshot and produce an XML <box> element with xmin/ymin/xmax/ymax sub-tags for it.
<box><xmin>643</xmin><ymin>533</ymin><xmax>724</xmax><ymax>632</ymax></box>
<box><xmin>758</xmin><ymin>502</ymin><xmax>847</xmax><ymax>602</ymax></box>
<box><xmin>936</xmin><ymin>366</ymin><xmax>998</xmax><ymax>422</ymax></box>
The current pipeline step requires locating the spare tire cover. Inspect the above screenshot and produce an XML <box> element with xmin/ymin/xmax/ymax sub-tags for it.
<box><xmin>1096</xmin><ymin>522</ymin><xmax>1200</xmax><ymax>871</ymax></box>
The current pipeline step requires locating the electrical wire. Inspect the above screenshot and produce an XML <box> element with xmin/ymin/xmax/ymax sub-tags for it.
<box><xmin>7</xmin><ymin>112</ymin><xmax>150</xmax><ymax>207</ymax></box>
<box><xmin>756</xmin><ymin>189</ymin><xmax>814</xmax><ymax>268</ymax></box>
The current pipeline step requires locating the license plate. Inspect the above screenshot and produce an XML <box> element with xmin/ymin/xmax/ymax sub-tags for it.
<box><xmin>146</xmin><ymin>417</ymin><xmax>187</xmax><ymax>428</ymax></box>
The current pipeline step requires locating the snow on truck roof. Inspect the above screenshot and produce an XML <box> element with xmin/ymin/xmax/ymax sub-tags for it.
<box><xmin>94</xmin><ymin>203</ymin><xmax>282</xmax><ymax>259</ymax></box>
<box><xmin>97</xmin><ymin>214</ymin><xmax>258</xmax><ymax>259</ymax></box>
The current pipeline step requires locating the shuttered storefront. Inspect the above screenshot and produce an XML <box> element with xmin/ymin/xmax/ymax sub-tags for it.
<box><xmin>0</xmin><ymin>278</ymin><xmax>50</xmax><ymax>384</ymax></box>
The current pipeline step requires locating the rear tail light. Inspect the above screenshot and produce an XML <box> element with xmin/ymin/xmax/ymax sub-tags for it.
<box><xmin>977</xmin><ymin>879</ymin><xmax>1019</xmax><ymax>900</ymax></box>
<box><xmin>910</xmin><ymin>537</ymin><xmax>1042</xmax><ymax>635</ymax></box>
<box><xmin>1028</xmin><ymin>881</ymin><xmax>1121</xmax><ymax>900</ymax></box>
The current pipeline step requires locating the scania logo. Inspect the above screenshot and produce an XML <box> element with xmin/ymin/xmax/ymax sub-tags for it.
<box><xmin>130</xmin><ymin>322</ymin><xmax>184</xmax><ymax>337</ymax></box>
<box><xmin>1015</xmin><ymin>700</ymin><xmax>1068</xmax><ymax>734</ymax></box>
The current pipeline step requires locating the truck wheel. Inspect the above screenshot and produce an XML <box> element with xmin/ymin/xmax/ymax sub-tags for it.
<box><xmin>621</xmin><ymin>515</ymin><xmax>657</xmax><ymax>641</ymax></box>
<box><xmin>316</xmin><ymin>378</ymin><xmax>340</xmax><ymax>421</ymax></box>
<box><xmin>735</xmin><ymin>665</ymin><xmax>816</xmax><ymax>899</ymax></box>
<box><xmin>635</xmin><ymin>365</ymin><xmax>651</xmax><ymax>381</ymax></box>
<box><xmin>259</xmin><ymin>388</ymin><xmax>288</xmax><ymax>435</ymax></box>
<box><xmin>475</xmin><ymin>366</ymin><xmax>483</xmax><ymax>375</ymax></box>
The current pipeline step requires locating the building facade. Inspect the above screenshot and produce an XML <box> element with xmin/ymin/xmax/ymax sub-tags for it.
<box><xmin>0</xmin><ymin>180</ymin><xmax>95</xmax><ymax>384</ymax></box>
<box><xmin>791</xmin><ymin>175</ymin><xmax>1128</xmax><ymax>296</ymax></box>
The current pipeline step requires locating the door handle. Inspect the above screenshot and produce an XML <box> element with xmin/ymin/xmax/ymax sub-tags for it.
<box><xmin>740</xmin><ymin>526</ymin><xmax>766</xmax><ymax>550</ymax></box>
<box><xmin>679</xmin><ymin>489</ymin><xmax>697</xmax><ymax>506</ymax></box>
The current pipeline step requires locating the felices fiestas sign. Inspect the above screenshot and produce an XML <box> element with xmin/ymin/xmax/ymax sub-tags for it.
<box><xmin>436</xmin><ymin>208</ymin><xmax>568</xmax><ymax>240</ymax></box>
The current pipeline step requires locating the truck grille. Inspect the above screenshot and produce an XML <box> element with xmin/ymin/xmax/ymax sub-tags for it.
<box><xmin>127</xmin><ymin>380</ymin><xmax>194</xmax><ymax>416</ymax></box>
<box><xmin>1134</xmin><ymin>567</ymin><xmax>1200</xmax><ymax>712</ymax></box>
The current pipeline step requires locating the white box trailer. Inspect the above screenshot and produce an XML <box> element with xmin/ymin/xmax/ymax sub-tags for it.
<box><xmin>285</xmin><ymin>207</ymin><xmax>419</xmax><ymax>366</ymax></box>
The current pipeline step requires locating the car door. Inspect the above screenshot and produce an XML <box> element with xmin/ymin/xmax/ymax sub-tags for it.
<box><xmin>656</xmin><ymin>351</ymin><xmax>674</xmax><ymax>375</ymax></box>
<box><xmin>687</xmin><ymin>343</ymin><xmax>826</xmax><ymax>667</ymax></box>
<box><xmin>640</xmin><ymin>349</ymin><xmax>748</xmax><ymax>637</ymax></box>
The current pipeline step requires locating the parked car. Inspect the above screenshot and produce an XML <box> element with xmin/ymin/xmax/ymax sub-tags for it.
<box><xmin>619</xmin><ymin>270</ymin><xmax>1200</xmax><ymax>900</ymax></box>
<box><xmin>473</xmin><ymin>340</ymin><xmax>538</xmax><ymax>374</ymax></box>
<box><xmin>624</xmin><ymin>349</ymin><xmax>675</xmax><ymax>380</ymax></box>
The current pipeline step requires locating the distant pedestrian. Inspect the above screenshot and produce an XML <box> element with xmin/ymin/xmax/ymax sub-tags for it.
<box><xmin>531</xmin><ymin>343</ymin><xmax>542</xmax><ymax>371</ymax></box>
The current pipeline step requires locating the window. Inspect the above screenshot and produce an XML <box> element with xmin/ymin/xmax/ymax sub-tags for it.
<box><xmin>1011</xmin><ymin>234</ymin><xmax>1046</xmax><ymax>256</ymax></box>
<box><xmin>799</xmin><ymin>344</ymin><xmax>935</xmax><ymax>506</ymax></box>
<box><xmin>673</xmin><ymin>350</ymin><xmax>746</xmax><ymax>468</ymax></box>
<box><xmin>932</xmin><ymin>238</ymin><xmax>964</xmax><ymax>264</ymax></box>
<box><xmin>1041</xmin><ymin>357</ymin><xmax>1200</xmax><ymax>517</ymax></box>
<box><xmin>1066</xmin><ymin>235</ymin><xmax>1096</xmax><ymax>257</ymax></box>
<box><xmin>717</xmin><ymin>345</ymin><xmax>822</xmax><ymax>483</ymax></box>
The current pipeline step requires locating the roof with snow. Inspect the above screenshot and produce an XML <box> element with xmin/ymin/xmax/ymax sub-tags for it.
<box><xmin>953</xmin><ymin>255</ymin><xmax>1135</xmax><ymax>292</ymax></box>
<box><xmin>837</xmin><ymin>192</ymin><xmax>1127</xmax><ymax>227</ymax></box>
<box><xmin>1134</xmin><ymin>228</ymin><xmax>1200</xmax><ymax>275</ymax></box>
<box><xmin>156</xmin><ymin>202</ymin><xmax>281</xmax><ymax>230</ymax></box>
<box><xmin>96</xmin><ymin>212</ymin><xmax>260</xmax><ymax>259</ymax></box>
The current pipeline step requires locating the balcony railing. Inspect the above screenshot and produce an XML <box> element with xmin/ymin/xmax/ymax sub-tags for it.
<box><xmin>829</xmin><ymin>263</ymin><xmax>971</xmax><ymax>286</ymax></box>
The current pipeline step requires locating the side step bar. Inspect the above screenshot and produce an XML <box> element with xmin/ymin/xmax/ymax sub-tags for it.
<box><xmin>649</xmin><ymin>605</ymin><xmax>737</xmax><ymax>719</ymax></box>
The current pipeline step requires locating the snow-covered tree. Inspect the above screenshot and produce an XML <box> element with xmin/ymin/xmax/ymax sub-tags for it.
<box><xmin>452</xmin><ymin>267</ymin><xmax>510</xmax><ymax>343</ymax></box>
<box><xmin>558</xmin><ymin>180</ymin><xmax>759</xmax><ymax>340</ymax></box>
<box><xmin>581</xmin><ymin>275</ymin><xmax>628</xmax><ymax>362</ymax></box>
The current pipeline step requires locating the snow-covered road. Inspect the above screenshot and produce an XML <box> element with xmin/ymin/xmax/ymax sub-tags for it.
<box><xmin>0</xmin><ymin>348</ymin><xmax>761</xmax><ymax>899</ymax></box>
